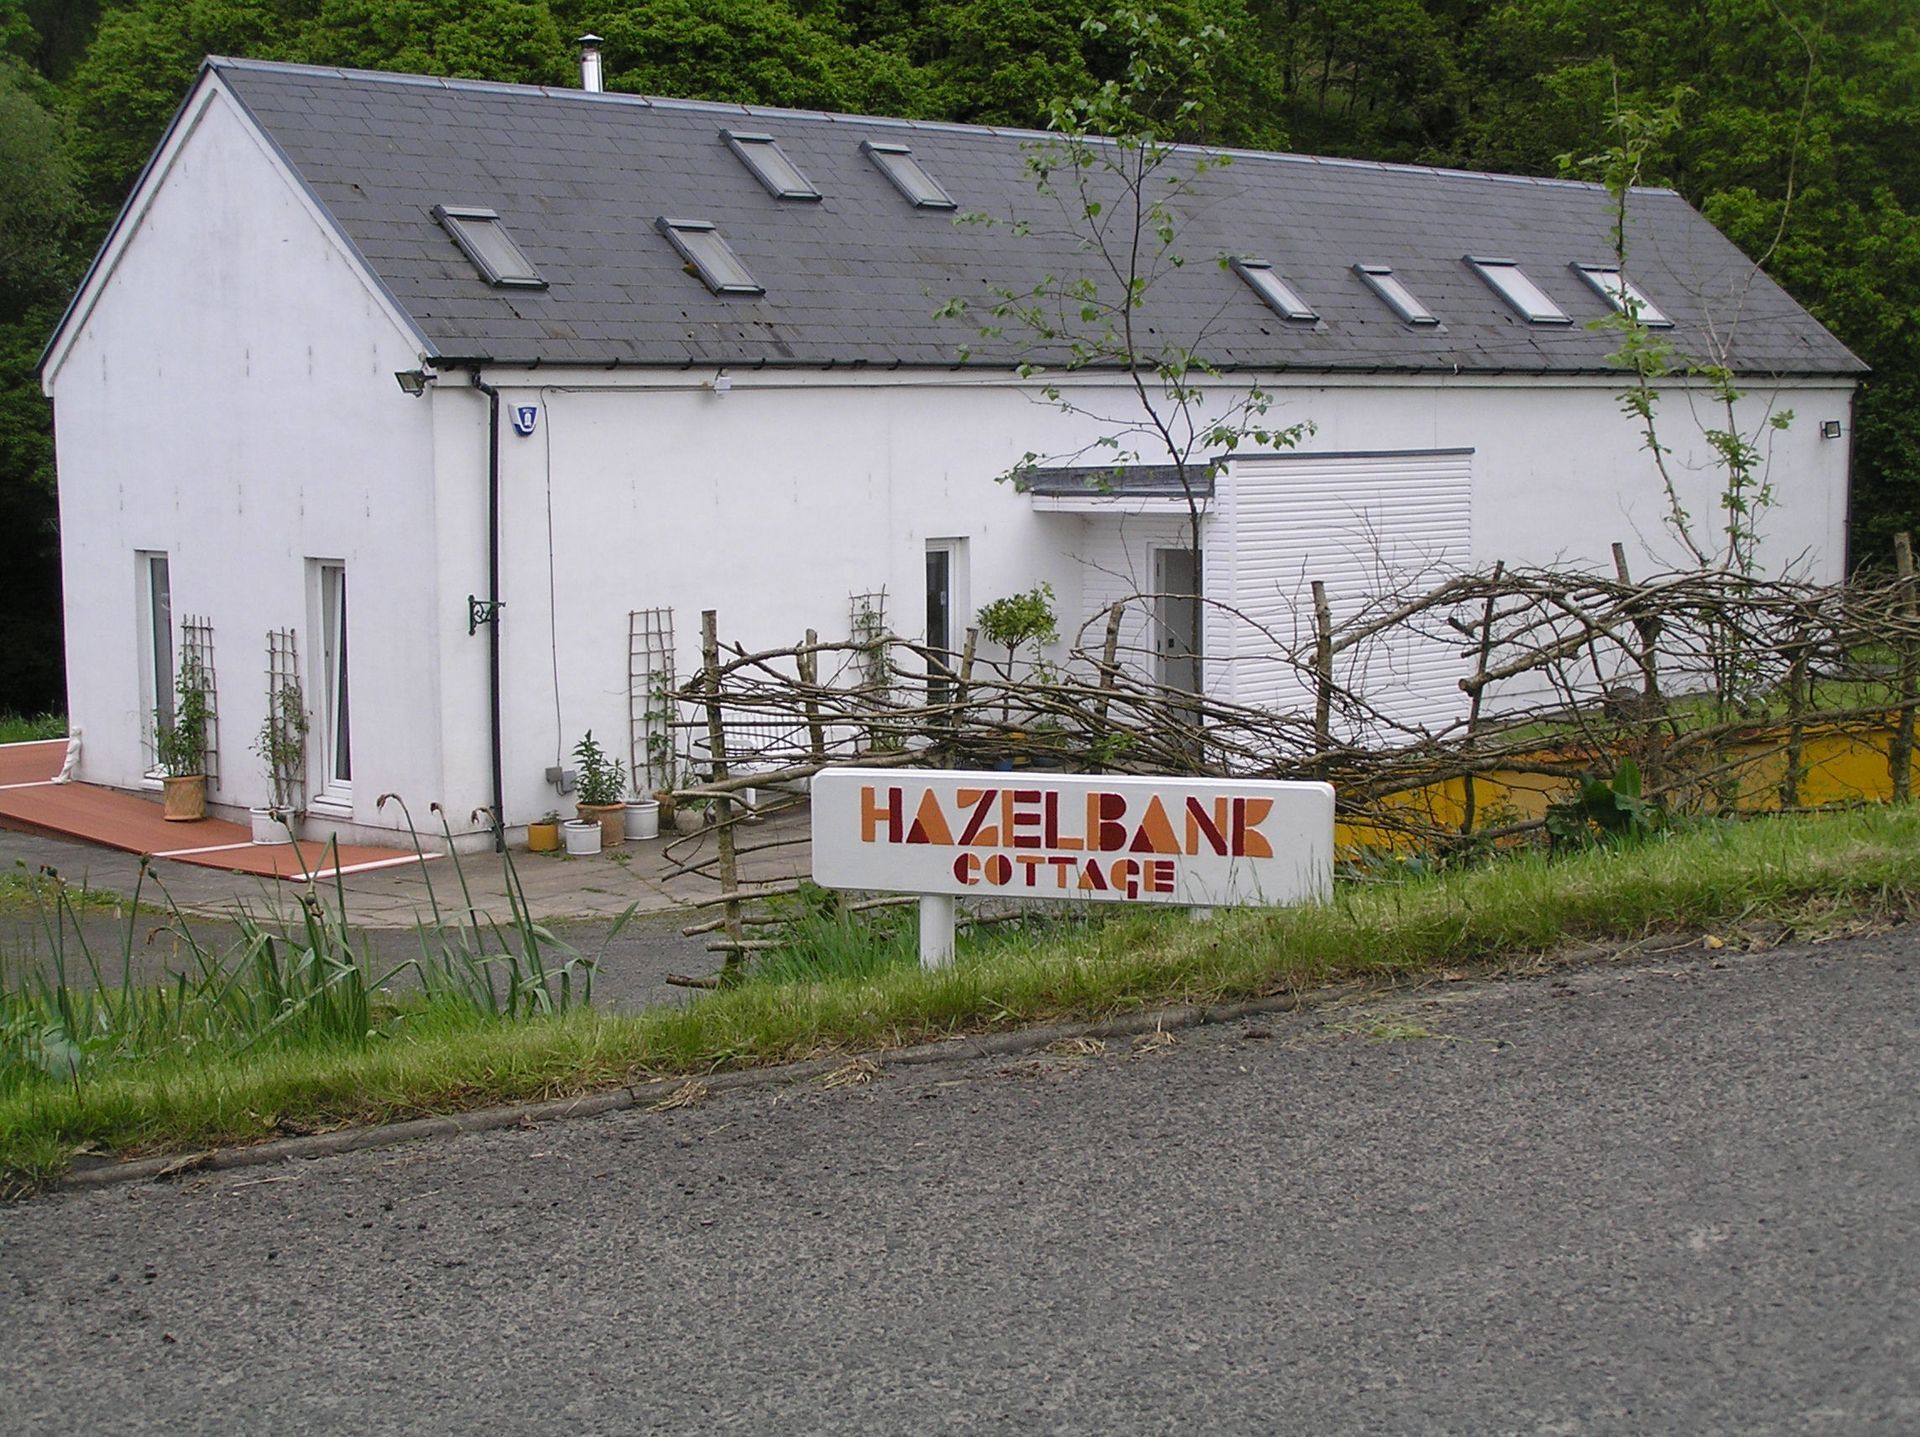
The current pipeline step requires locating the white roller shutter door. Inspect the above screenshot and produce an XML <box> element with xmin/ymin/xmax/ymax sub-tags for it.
<box><xmin>1208</xmin><ymin>450</ymin><xmax>1474</xmax><ymax>740</ymax></box>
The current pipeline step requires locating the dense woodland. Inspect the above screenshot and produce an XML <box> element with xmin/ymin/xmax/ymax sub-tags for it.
<box><xmin>1</xmin><ymin>0</ymin><xmax>1915</xmax><ymax>713</ymax></box>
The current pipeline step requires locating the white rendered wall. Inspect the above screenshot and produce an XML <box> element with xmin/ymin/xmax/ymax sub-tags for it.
<box><xmin>46</xmin><ymin>85</ymin><xmax>440</xmax><ymax>837</ymax></box>
<box><xmin>450</xmin><ymin>367</ymin><xmax>1850</xmax><ymax>828</ymax></box>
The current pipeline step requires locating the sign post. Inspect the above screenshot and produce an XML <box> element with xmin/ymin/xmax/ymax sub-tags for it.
<box><xmin>812</xmin><ymin>770</ymin><xmax>1336</xmax><ymax>968</ymax></box>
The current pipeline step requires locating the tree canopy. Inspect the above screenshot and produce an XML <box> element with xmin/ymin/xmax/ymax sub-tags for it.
<box><xmin>0</xmin><ymin>0</ymin><xmax>1913</xmax><ymax>710</ymax></box>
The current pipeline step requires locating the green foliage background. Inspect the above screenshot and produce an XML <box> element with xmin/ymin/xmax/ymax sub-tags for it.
<box><xmin>1</xmin><ymin>0</ymin><xmax>1913</xmax><ymax>711</ymax></box>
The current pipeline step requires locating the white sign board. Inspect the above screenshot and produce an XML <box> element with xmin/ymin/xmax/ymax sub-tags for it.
<box><xmin>812</xmin><ymin>770</ymin><xmax>1335</xmax><ymax>909</ymax></box>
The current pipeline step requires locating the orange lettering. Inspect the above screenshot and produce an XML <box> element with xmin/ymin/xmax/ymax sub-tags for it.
<box><xmin>860</xmin><ymin>785</ymin><xmax>902</xmax><ymax>843</ymax></box>
<box><xmin>1232</xmin><ymin>798</ymin><xmax>1274</xmax><ymax>858</ymax></box>
<box><xmin>1128</xmin><ymin>796</ymin><xmax>1179</xmax><ymax>855</ymax></box>
<box><xmin>1090</xmin><ymin>792</ymin><xmax>1128</xmax><ymax>852</ymax></box>
<box><xmin>1184</xmin><ymin>797</ymin><xmax>1229</xmax><ymax>856</ymax></box>
<box><xmin>906</xmin><ymin>788</ymin><xmax>954</xmax><ymax>846</ymax></box>
<box><xmin>1008</xmin><ymin>790</ymin><xmax>1043</xmax><ymax>849</ymax></box>
<box><xmin>1044</xmin><ymin>791</ymin><xmax>1083</xmax><ymax>850</ymax></box>
<box><xmin>957</xmin><ymin>789</ymin><xmax>999</xmax><ymax>847</ymax></box>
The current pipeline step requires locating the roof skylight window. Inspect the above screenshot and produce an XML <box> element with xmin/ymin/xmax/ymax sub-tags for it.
<box><xmin>1229</xmin><ymin>258</ymin><xmax>1317</xmax><ymax>322</ymax></box>
<box><xmin>860</xmin><ymin>141</ymin><xmax>956</xmax><ymax>210</ymax></box>
<box><xmin>655</xmin><ymin>218</ymin><xmax>763</xmax><ymax>295</ymax></box>
<box><xmin>433</xmin><ymin>205</ymin><xmax>545</xmax><ymax>288</ymax></box>
<box><xmin>1466</xmin><ymin>257</ymin><xmax>1570</xmax><ymax>324</ymax></box>
<box><xmin>1573</xmin><ymin>264</ymin><xmax>1674</xmax><ymax>327</ymax></box>
<box><xmin>722</xmin><ymin>131</ymin><xmax>820</xmax><ymax>201</ymax></box>
<box><xmin>1354</xmin><ymin>265</ymin><xmax>1438</xmax><ymax>326</ymax></box>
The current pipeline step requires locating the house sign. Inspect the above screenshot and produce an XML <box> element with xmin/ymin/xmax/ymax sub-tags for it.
<box><xmin>812</xmin><ymin>769</ymin><xmax>1335</xmax><ymax>966</ymax></box>
<box><xmin>511</xmin><ymin>404</ymin><xmax>539</xmax><ymax>436</ymax></box>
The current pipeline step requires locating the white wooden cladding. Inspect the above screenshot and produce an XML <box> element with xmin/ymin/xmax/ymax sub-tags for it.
<box><xmin>1207</xmin><ymin>450</ymin><xmax>1475</xmax><ymax>740</ymax></box>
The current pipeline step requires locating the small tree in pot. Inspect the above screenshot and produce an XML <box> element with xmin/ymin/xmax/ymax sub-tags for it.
<box><xmin>155</xmin><ymin>654</ymin><xmax>211</xmax><ymax>821</ymax></box>
<box><xmin>573</xmin><ymin>730</ymin><xmax>627</xmax><ymax>846</ymax></box>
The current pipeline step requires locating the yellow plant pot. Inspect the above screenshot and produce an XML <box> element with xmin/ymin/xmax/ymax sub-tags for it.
<box><xmin>527</xmin><ymin>821</ymin><xmax>561</xmax><ymax>853</ymax></box>
<box><xmin>161</xmin><ymin>774</ymin><xmax>206</xmax><ymax>822</ymax></box>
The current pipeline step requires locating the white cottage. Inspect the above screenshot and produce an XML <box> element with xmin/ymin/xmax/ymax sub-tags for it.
<box><xmin>40</xmin><ymin>54</ymin><xmax>1863</xmax><ymax>847</ymax></box>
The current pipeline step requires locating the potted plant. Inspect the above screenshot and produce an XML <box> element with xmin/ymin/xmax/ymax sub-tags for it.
<box><xmin>154</xmin><ymin>654</ymin><xmax>211</xmax><ymax>821</ymax></box>
<box><xmin>624</xmin><ymin>784</ymin><xmax>660</xmax><ymax>841</ymax></box>
<box><xmin>249</xmin><ymin>680</ymin><xmax>308</xmax><ymax>844</ymax></box>
<box><xmin>527</xmin><ymin>810</ymin><xmax>562</xmax><ymax>853</ymax></box>
<box><xmin>573</xmin><ymin>730</ymin><xmax>626</xmax><ymax>845</ymax></box>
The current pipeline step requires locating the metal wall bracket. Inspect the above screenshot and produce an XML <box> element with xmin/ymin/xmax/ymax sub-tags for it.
<box><xmin>468</xmin><ymin>596</ymin><xmax>505</xmax><ymax>635</ymax></box>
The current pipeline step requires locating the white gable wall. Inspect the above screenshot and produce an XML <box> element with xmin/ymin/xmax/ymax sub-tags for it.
<box><xmin>46</xmin><ymin>83</ymin><xmax>442</xmax><ymax>831</ymax></box>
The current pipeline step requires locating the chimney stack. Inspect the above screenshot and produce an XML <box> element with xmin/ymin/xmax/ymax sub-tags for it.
<box><xmin>578</xmin><ymin>34</ymin><xmax>604</xmax><ymax>93</ymax></box>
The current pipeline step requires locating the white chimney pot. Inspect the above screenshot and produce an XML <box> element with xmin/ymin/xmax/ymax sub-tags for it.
<box><xmin>577</xmin><ymin>34</ymin><xmax>604</xmax><ymax>93</ymax></box>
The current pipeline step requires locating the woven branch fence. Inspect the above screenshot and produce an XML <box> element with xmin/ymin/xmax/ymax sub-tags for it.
<box><xmin>654</xmin><ymin>537</ymin><xmax>1920</xmax><ymax>980</ymax></box>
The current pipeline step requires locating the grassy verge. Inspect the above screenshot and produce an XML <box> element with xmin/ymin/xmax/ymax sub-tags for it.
<box><xmin>0</xmin><ymin>870</ymin><xmax>128</xmax><ymax>916</ymax></box>
<box><xmin>6</xmin><ymin>806</ymin><xmax>1920</xmax><ymax>1189</ymax></box>
<box><xmin>0</xmin><ymin>712</ymin><xmax>66</xmax><ymax>744</ymax></box>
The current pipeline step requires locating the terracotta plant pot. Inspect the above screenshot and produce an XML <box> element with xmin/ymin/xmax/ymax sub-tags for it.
<box><xmin>577</xmin><ymin>802</ymin><xmax>625</xmax><ymax>846</ymax></box>
<box><xmin>162</xmin><ymin>774</ymin><xmax>206</xmax><ymax>821</ymax></box>
<box><xmin>527</xmin><ymin>821</ymin><xmax>562</xmax><ymax>853</ymax></box>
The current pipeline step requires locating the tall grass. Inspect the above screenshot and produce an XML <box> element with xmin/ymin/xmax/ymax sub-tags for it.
<box><xmin>0</xmin><ymin>712</ymin><xmax>66</xmax><ymax>744</ymax></box>
<box><xmin>4</xmin><ymin>806</ymin><xmax>1919</xmax><ymax>1188</ymax></box>
<box><xmin>0</xmin><ymin>810</ymin><xmax>621</xmax><ymax>1106</ymax></box>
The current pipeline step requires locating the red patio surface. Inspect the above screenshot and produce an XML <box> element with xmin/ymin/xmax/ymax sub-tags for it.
<box><xmin>0</xmin><ymin>739</ymin><xmax>438</xmax><ymax>881</ymax></box>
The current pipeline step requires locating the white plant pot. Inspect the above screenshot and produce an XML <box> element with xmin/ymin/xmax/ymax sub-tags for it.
<box><xmin>249</xmin><ymin>806</ymin><xmax>297</xmax><ymax>845</ymax></box>
<box><xmin>562</xmin><ymin>819</ymin><xmax>602</xmax><ymax>857</ymax></box>
<box><xmin>624</xmin><ymin>799</ymin><xmax>660</xmax><ymax>841</ymax></box>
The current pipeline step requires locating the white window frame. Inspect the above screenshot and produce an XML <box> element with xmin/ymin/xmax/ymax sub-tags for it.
<box><xmin>308</xmin><ymin>560</ymin><xmax>352</xmax><ymax>812</ymax></box>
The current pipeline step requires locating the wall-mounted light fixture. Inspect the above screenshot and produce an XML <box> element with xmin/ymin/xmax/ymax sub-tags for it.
<box><xmin>709</xmin><ymin>370</ymin><xmax>733</xmax><ymax>397</ymax></box>
<box><xmin>1821</xmin><ymin>419</ymin><xmax>1844</xmax><ymax>440</ymax></box>
<box><xmin>395</xmin><ymin>368</ymin><xmax>434</xmax><ymax>397</ymax></box>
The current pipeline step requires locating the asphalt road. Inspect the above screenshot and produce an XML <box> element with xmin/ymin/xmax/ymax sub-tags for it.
<box><xmin>2</xmin><ymin>932</ymin><xmax>1915</xmax><ymax>1435</ymax></box>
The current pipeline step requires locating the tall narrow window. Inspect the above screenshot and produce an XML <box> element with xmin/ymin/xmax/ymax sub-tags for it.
<box><xmin>138</xmin><ymin>551</ymin><xmax>173</xmax><ymax>777</ymax></box>
<box><xmin>925</xmin><ymin>539</ymin><xmax>967</xmax><ymax>705</ymax></box>
<box><xmin>313</xmin><ymin>562</ymin><xmax>351</xmax><ymax>796</ymax></box>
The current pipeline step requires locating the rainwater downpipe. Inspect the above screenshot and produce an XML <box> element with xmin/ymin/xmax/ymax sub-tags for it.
<box><xmin>471</xmin><ymin>371</ymin><xmax>506</xmax><ymax>852</ymax></box>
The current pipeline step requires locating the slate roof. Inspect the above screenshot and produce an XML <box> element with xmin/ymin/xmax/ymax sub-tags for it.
<box><xmin>209</xmin><ymin>57</ymin><xmax>1862</xmax><ymax>377</ymax></box>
